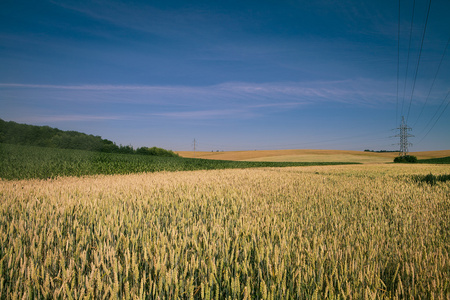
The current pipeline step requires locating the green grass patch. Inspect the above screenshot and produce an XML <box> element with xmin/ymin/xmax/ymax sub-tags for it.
<box><xmin>412</xmin><ymin>173</ymin><xmax>450</xmax><ymax>186</ymax></box>
<box><xmin>0</xmin><ymin>143</ymin><xmax>359</xmax><ymax>180</ymax></box>
<box><xmin>417</xmin><ymin>156</ymin><xmax>450</xmax><ymax>164</ymax></box>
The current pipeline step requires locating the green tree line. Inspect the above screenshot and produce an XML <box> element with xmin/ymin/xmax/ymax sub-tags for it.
<box><xmin>0</xmin><ymin>119</ymin><xmax>177</xmax><ymax>157</ymax></box>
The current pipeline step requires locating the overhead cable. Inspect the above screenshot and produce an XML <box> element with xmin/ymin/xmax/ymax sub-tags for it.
<box><xmin>401</xmin><ymin>0</ymin><xmax>417</xmax><ymax>116</ymax></box>
<box><xmin>406</xmin><ymin>0</ymin><xmax>432</xmax><ymax>123</ymax></box>
<box><xmin>413</xmin><ymin>38</ymin><xmax>449</xmax><ymax>127</ymax></box>
<box><xmin>417</xmin><ymin>90</ymin><xmax>450</xmax><ymax>144</ymax></box>
<box><xmin>396</xmin><ymin>0</ymin><xmax>401</xmax><ymax>126</ymax></box>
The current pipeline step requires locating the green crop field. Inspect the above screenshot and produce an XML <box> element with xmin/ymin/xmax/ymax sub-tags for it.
<box><xmin>0</xmin><ymin>143</ymin><xmax>357</xmax><ymax>180</ymax></box>
<box><xmin>418</xmin><ymin>156</ymin><xmax>450</xmax><ymax>164</ymax></box>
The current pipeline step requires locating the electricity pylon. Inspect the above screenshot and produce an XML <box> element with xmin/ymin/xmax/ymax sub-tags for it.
<box><xmin>395</xmin><ymin>116</ymin><xmax>414</xmax><ymax>156</ymax></box>
<box><xmin>193</xmin><ymin>138</ymin><xmax>196</xmax><ymax>158</ymax></box>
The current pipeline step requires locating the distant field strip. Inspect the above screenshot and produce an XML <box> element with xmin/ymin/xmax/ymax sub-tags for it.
<box><xmin>177</xmin><ymin>149</ymin><xmax>450</xmax><ymax>164</ymax></box>
<box><xmin>244</xmin><ymin>154</ymin><xmax>393</xmax><ymax>164</ymax></box>
<box><xmin>1</xmin><ymin>164</ymin><xmax>449</xmax><ymax>298</ymax></box>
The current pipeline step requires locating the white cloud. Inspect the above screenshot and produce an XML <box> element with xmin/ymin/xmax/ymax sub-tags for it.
<box><xmin>9</xmin><ymin>114</ymin><xmax>126</xmax><ymax>124</ymax></box>
<box><xmin>150</xmin><ymin>109</ymin><xmax>251</xmax><ymax>119</ymax></box>
<box><xmin>1</xmin><ymin>79</ymin><xmax>404</xmax><ymax>122</ymax></box>
<box><xmin>0</xmin><ymin>78</ymin><xmax>397</xmax><ymax>107</ymax></box>
<box><xmin>49</xmin><ymin>0</ymin><xmax>235</xmax><ymax>42</ymax></box>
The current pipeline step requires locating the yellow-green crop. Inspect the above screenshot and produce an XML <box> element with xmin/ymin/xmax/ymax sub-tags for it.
<box><xmin>0</xmin><ymin>164</ymin><xmax>449</xmax><ymax>298</ymax></box>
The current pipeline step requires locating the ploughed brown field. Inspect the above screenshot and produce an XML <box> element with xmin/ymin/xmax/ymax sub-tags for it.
<box><xmin>176</xmin><ymin>149</ymin><xmax>450</xmax><ymax>164</ymax></box>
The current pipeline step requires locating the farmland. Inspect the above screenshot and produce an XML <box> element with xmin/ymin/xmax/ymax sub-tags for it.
<box><xmin>1</xmin><ymin>164</ymin><xmax>449</xmax><ymax>298</ymax></box>
<box><xmin>177</xmin><ymin>149</ymin><xmax>450</xmax><ymax>164</ymax></box>
<box><xmin>0</xmin><ymin>143</ymin><xmax>356</xmax><ymax>180</ymax></box>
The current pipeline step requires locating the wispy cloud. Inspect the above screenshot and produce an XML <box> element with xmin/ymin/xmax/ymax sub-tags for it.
<box><xmin>0</xmin><ymin>83</ymin><xmax>179</xmax><ymax>91</ymax></box>
<box><xmin>0</xmin><ymin>78</ymin><xmax>397</xmax><ymax>108</ymax></box>
<box><xmin>150</xmin><ymin>109</ymin><xmax>252</xmax><ymax>119</ymax></box>
<box><xmin>9</xmin><ymin>114</ymin><xmax>126</xmax><ymax>124</ymax></box>
<box><xmin>50</xmin><ymin>0</ymin><xmax>235</xmax><ymax>42</ymax></box>
<box><xmin>1</xmin><ymin>79</ymin><xmax>402</xmax><ymax>124</ymax></box>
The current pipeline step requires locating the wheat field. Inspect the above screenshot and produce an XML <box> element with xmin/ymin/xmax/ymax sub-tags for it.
<box><xmin>1</xmin><ymin>164</ymin><xmax>449</xmax><ymax>298</ymax></box>
<box><xmin>176</xmin><ymin>149</ymin><xmax>450</xmax><ymax>164</ymax></box>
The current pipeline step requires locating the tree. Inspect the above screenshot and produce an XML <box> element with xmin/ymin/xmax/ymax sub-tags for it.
<box><xmin>394</xmin><ymin>155</ymin><xmax>417</xmax><ymax>163</ymax></box>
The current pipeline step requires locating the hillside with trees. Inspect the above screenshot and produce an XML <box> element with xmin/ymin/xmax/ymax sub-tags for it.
<box><xmin>0</xmin><ymin>119</ymin><xmax>177</xmax><ymax>157</ymax></box>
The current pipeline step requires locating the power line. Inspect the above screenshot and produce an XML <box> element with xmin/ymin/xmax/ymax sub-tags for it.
<box><xmin>413</xmin><ymin>38</ymin><xmax>449</xmax><ymax>127</ymax></box>
<box><xmin>401</xmin><ymin>0</ymin><xmax>416</xmax><ymax>116</ymax></box>
<box><xmin>396</xmin><ymin>0</ymin><xmax>401</xmax><ymax>127</ymax></box>
<box><xmin>406</xmin><ymin>0</ymin><xmax>432</xmax><ymax>123</ymax></box>
<box><xmin>417</xmin><ymin>90</ymin><xmax>450</xmax><ymax>144</ymax></box>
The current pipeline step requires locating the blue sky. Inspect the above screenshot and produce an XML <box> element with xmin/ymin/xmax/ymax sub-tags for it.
<box><xmin>1</xmin><ymin>0</ymin><xmax>449</xmax><ymax>151</ymax></box>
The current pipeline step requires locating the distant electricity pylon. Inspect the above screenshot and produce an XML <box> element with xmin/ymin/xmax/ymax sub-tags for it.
<box><xmin>193</xmin><ymin>138</ymin><xmax>196</xmax><ymax>158</ymax></box>
<box><xmin>395</xmin><ymin>116</ymin><xmax>414</xmax><ymax>156</ymax></box>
